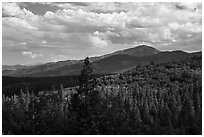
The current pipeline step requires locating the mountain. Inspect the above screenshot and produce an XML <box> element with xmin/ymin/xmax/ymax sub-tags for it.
<box><xmin>2</xmin><ymin>60</ymin><xmax>81</xmax><ymax>76</ymax></box>
<box><xmin>2</xmin><ymin>45</ymin><xmax>202</xmax><ymax>77</ymax></box>
<box><xmin>91</xmin><ymin>50</ymin><xmax>201</xmax><ymax>74</ymax></box>
<box><xmin>112</xmin><ymin>45</ymin><xmax>160</xmax><ymax>56</ymax></box>
<box><xmin>3</xmin><ymin>45</ymin><xmax>158</xmax><ymax>74</ymax></box>
<box><xmin>89</xmin><ymin>45</ymin><xmax>160</xmax><ymax>62</ymax></box>
<box><xmin>2</xmin><ymin>65</ymin><xmax>29</xmax><ymax>71</ymax></box>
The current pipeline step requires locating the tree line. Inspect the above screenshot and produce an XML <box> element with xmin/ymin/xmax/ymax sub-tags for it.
<box><xmin>2</xmin><ymin>56</ymin><xmax>202</xmax><ymax>134</ymax></box>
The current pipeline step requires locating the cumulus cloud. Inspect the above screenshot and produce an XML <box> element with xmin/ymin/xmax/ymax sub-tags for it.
<box><xmin>2</xmin><ymin>2</ymin><xmax>202</xmax><ymax>65</ymax></box>
<box><xmin>3</xmin><ymin>17</ymin><xmax>37</xmax><ymax>30</ymax></box>
<box><xmin>22</xmin><ymin>51</ymin><xmax>43</xmax><ymax>59</ymax></box>
<box><xmin>168</xmin><ymin>22</ymin><xmax>201</xmax><ymax>33</ymax></box>
<box><xmin>126</xmin><ymin>16</ymin><xmax>161</xmax><ymax>28</ymax></box>
<box><xmin>50</xmin><ymin>54</ymin><xmax>70</xmax><ymax>62</ymax></box>
<box><xmin>3</xmin><ymin>2</ymin><xmax>34</xmax><ymax>17</ymax></box>
<box><xmin>89</xmin><ymin>34</ymin><xmax>108</xmax><ymax>48</ymax></box>
<box><xmin>3</xmin><ymin>2</ymin><xmax>24</xmax><ymax>17</ymax></box>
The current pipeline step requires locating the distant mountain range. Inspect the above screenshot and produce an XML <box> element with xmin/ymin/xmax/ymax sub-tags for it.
<box><xmin>2</xmin><ymin>45</ymin><xmax>202</xmax><ymax>77</ymax></box>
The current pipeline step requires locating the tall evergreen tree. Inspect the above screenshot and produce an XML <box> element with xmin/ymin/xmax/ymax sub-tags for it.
<box><xmin>71</xmin><ymin>57</ymin><xmax>93</xmax><ymax>112</ymax></box>
<box><xmin>79</xmin><ymin>57</ymin><xmax>93</xmax><ymax>95</ymax></box>
<box><xmin>58</xmin><ymin>84</ymin><xmax>64</xmax><ymax>102</ymax></box>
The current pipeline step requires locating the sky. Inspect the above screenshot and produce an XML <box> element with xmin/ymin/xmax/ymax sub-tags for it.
<box><xmin>2</xmin><ymin>2</ymin><xmax>202</xmax><ymax>65</ymax></box>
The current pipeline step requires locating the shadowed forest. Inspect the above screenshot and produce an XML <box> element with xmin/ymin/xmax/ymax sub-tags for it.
<box><xmin>2</xmin><ymin>56</ymin><xmax>202</xmax><ymax>135</ymax></box>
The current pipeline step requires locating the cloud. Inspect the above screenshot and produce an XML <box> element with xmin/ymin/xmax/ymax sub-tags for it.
<box><xmin>3</xmin><ymin>2</ymin><xmax>24</xmax><ymax>17</ymax></box>
<box><xmin>3</xmin><ymin>2</ymin><xmax>34</xmax><ymax>17</ymax></box>
<box><xmin>89</xmin><ymin>34</ymin><xmax>108</xmax><ymax>48</ymax></box>
<box><xmin>175</xmin><ymin>2</ymin><xmax>202</xmax><ymax>11</ymax></box>
<box><xmin>2</xmin><ymin>2</ymin><xmax>202</xmax><ymax>65</ymax></box>
<box><xmin>50</xmin><ymin>54</ymin><xmax>70</xmax><ymax>62</ymax></box>
<box><xmin>22</xmin><ymin>51</ymin><xmax>43</xmax><ymax>59</ymax></box>
<box><xmin>168</xmin><ymin>21</ymin><xmax>201</xmax><ymax>33</ymax></box>
<box><xmin>3</xmin><ymin>17</ymin><xmax>37</xmax><ymax>30</ymax></box>
<box><xmin>19</xmin><ymin>2</ymin><xmax>61</xmax><ymax>16</ymax></box>
<box><xmin>126</xmin><ymin>16</ymin><xmax>161</xmax><ymax>28</ymax></box>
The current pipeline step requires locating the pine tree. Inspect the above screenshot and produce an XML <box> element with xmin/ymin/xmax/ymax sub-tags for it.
<box><xmin>58</xmin><ymin>84</ymin><xmax>64</xmax><ymax>102</ymax></box>
<box><xmin>79</xmin><ymin>57</ymin><xmax>93</xmax><ymax>95</ymax></box>
<box><xmin>141</xmin><ymin>99</ymin><xmax>152</xmax><ymax>125</ymax></box>
<box><xmin>71</xmin><ymin>57</ymin><xmax>94</xmax><ymax>119</ymax></box>
<box><xmin>164</xmin><ymin>103</ymin><xmax>172</xmax><ymax>127</ymax></box>
<box><xmin>134</xmin><ymin>105</ymin><xmax>142</xmax><ymax>123</ymax></box>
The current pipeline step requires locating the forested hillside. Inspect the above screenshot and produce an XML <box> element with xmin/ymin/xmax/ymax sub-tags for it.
<box><xmin>2</xmin><ymin>56</ymin><xmax>202</xmax><ymax>135</ymax></box>
<box><xmin>2</xmin><ymin>74</ymin><xmax>106</xmax><ymax>97</ymax></box>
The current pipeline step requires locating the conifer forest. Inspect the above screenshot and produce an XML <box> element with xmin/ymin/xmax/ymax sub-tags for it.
<box><xmin>2</xmin><ymin>56</ymin><xmax>202</xmax><ymax>135</ymax></box>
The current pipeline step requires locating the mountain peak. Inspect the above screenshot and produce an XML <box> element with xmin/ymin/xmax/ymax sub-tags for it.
<box><xmin>136</xmin><ymin>45</ymin><xmax>157</xmax><ymax>49</ymax></box>
<box><xmin>113</xmin><ymin>45</ymin><xmax>160</xmax><ymax>57</ymax></box>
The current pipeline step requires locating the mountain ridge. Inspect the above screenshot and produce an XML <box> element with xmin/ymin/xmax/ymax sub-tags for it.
<box><xmin>2</xmin><ymin>45</ymin><xmax>202</xmax><ymax>77</ymax></box>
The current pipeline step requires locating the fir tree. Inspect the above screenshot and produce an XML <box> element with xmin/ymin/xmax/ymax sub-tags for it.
<box><xmin>79</xmin><ymin>57</ymin><xmax>93</xmax><ymax>95</ymax></box>
<box><xmin>58</xmin><ymin>84</ymin><xmax>64</xmax><ymax>102</ymax></box>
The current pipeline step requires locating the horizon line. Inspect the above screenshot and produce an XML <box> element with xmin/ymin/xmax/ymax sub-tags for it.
<box><xmin>2</xmin><ymin>49</ymin><xmax>202</xmax><ymax>66</ymax></box>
